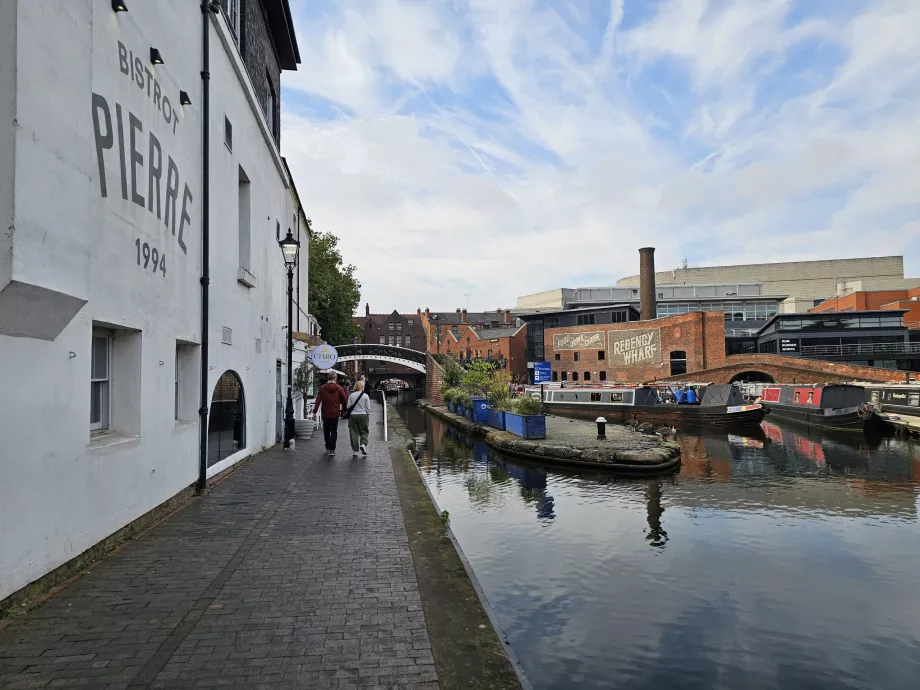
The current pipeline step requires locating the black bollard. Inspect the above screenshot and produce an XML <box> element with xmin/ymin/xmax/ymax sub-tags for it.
<box><xmin>596</xmin><ymin>416</ymin><xmax>607</xmax><ymax>440</ymax></box>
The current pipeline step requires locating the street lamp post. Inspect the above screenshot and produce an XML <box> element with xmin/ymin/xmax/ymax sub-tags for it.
<box><xmin>430</xmin><ymin>314</ymin><xmax>441</xmax><ymax>354</ymax></box>
<box><xmin>278</xmin><ymin>229</ymin><xmax>300</xmax><ymax>450</ymax></box>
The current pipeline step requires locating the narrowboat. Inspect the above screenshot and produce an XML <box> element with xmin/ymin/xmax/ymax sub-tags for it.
<box><xmin>866</xmin><ymin>385</ymin><xmax>920</xmax><ymax>416</ymax></box>
<box><xmin>757</xmin><ymin>384</ymin><xmax>875</xmax><ymax>432</ymax></box>
<box><xmin>541</xmin><ymin>384</ymin><xmax>767</xmax><ymax>428</ymax></box>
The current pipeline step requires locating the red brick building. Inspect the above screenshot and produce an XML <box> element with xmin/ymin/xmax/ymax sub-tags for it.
<box><xmin>349</xmin><ymin>305</ymin><xmax>427</xmax><ymax>385</ymax></box>
<box><xmin>811</xmin><ymin>288</ymin><xmax>920</xmax><ymax>327</ymax></box>
<box><xmin>419</xmin><ymin>307</ymin><xmax>528</xmax><ymax>380</ymax></box>
<box><xmin>544</xmin><ymin>312</ymin><xmax>726</xmax><ymax>383</ymax></box>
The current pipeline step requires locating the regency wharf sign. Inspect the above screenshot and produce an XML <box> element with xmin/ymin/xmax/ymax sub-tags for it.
<box><xmin>608</xmin><ymin>328</ymin><xmax>661</xmax><ymax>367</ymax></box>
<box><xmin>553</xmin><ymin>331</ymin><xmax>604</xmax><ymax>351</ymax></box>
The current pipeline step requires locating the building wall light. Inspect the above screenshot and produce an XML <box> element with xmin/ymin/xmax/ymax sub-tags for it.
<box><xmin>112</xmin><ymin>0</ymin><xmax>128</xmax><ymax>11</ymax></box>
<box><xmin>150</xmin><ymin>48</ymin><xmax>164</xmax><ymax>65</ymax></box>
<box><xmin>180</xmin><ymin>91</ymin><xmax>192</xmax><ymax>106</ymax></box>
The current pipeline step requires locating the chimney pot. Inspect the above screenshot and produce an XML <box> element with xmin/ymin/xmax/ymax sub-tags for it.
<box><xmin>639</xmin><ymin>247</ymin><xmax>656</xmax><ymax>321</ymax></box>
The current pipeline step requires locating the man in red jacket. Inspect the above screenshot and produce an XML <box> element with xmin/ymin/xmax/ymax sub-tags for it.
<box><xmin>313</xmin><ymin>373</ymin><xmax>347</xmax><ymax>455</ymax></box>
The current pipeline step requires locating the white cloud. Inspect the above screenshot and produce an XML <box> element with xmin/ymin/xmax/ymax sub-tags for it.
<box><xmin>281</xmin><ymin>0</ymin><xmax>920</xmax><ymax>313</ymax></box>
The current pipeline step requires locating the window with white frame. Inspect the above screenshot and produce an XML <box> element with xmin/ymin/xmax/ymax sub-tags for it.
<box><xmin>224</xmin><ymin>0</ymin><xmax>241</xmax><ymax>44</ymax></box>
<box><xmin>263</xmin><ymin>75</ymin><xmax>276</xmax><ymax>138</ymax></box>
<box><xmin>91</xmin><ymin>331</ymin><xmax>111</xmax><ymax>431</ymax></box>
<box><xmin>379</xmin><ymin>336</ymin><xmax>385</xmax><ymax>344</ymax></box>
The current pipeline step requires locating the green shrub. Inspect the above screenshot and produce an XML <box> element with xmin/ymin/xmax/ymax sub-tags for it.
<box><xmin>460</xmin><ymin>360</ymin><xmax>495</xmax><ymax>397</ymax></box>
<box><xmin>512</xmin><ymin>395</ymin><xmax>543</xmax><ymax>416</ymax></box>
<box><xmin>456</xmin><ymin>390</ymin><xmax>473</xmax><ymax>407</ymax></box>
<box><xmin>439</xmin><ymin>356</ymin><xmax>464</xmax><ymax>390</ymax></box>
<box><xmin>442</xmin><ymin>387</ymin><xmax>462</xmax><ymax>406</ymax></box>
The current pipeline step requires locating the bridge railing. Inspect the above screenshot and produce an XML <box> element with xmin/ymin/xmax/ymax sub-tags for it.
<box><xmin>800</xmin><ymin>342</ymin><xmax>920</xmax><ymax>358</ymax></box>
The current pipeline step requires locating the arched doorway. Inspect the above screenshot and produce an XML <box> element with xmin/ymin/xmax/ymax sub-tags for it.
<box><xmin>208</xmin><ymin>370</ymin><xmax>245</xmax><ymax>466</ymax></box>
<box><xmin>730</xmin><ymin>371</ymin><xmax>775</xmax><ymax>383</ymax></box>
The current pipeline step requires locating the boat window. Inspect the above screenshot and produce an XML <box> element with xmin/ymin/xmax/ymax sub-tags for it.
<box><xmin>591</xmin><ymin>393</ymin><xmax>601</xmax><ymax>402</ymax></box>
<box><xmin>794</xmin><ymin>391</ymin><xmax>800</xmax><ymax>402</ymax></box>
<box><xmin>610</xmin><ymin>392</ymin><xmax>623</xmax><ymax>402</ymax></box>
<box><xmin>869</xmin><ymin>391</ymin><xmax>879</xmax><ymax>403</ymax></box>
<box><xmin>910</xmin><ymin>393</ymin><xmax>920</xmax><ymax>406</ymax></box>
<box><xmin>807</xmin><ymin>391</ymin><xmax>814</xmax><ymax>403</ymax></box>
<box><xmin>573</xmin><ymin>394</ymin><xmax>578</xmax><ymax>400</ymax></box>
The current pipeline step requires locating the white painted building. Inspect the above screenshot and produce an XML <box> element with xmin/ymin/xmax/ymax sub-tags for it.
<box><xmin>0</xmin><ymin>0</ymin><xmax>308</xmax><ymax>602</ymax></box>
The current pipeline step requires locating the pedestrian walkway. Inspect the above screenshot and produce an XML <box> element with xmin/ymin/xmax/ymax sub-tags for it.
<box><xmin>0</xmin><ymin>413</ymin><xmax>439</xmax><ymax>689</ymax></box>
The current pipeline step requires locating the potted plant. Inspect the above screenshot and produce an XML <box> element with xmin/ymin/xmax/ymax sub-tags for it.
<box><xmin>442</xmin><ymin>387</ymin><xmax>459</xmax><ymax>413</ymax></box>
<box><xmin>456</xmin><ymin>390</ymin><xmax>473</xmax><ymax>419</ymax></box>
<box><xmin>505</xmin><ymin>394</ymin><xmax>546</xmax><ymax>439</ymax></box>
<box><xmin>485</xmin><ymin>375</ymin><xmax>512</xmax><ymax>431</ymax></box>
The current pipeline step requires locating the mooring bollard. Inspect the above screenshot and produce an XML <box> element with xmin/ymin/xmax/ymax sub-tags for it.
<box><xmin>596</xmin><ymin>416</ymin><xmax>607</xmax><ymax>440</ymax></box>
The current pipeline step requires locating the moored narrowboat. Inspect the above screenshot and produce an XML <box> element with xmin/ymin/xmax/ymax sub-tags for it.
<box><xmin>541</xmin><ymin>384</ymin><xmax>767</xmax><ymax>429</ymax></box>
<box><xmin>758</xmin><ymin>384</ymin><xmax>876</xmax><ymax>432</ymax></box>
<box><xmin>866</xmin><ymin>385</ymin><xmax>920</xmax><ymax>416</ymax></box>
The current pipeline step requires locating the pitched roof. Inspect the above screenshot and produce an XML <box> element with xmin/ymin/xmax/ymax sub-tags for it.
<box><xmin>429</xmin><ymin>311</ymin><xmax>510</xmax><ymax>325</ymax></box>
<box><xmin>475</xmin><ymin>327</ymin><xmax>522</xmax><ymax>339</ymax></box>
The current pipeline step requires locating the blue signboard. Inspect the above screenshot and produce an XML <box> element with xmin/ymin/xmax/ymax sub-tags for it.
<box><xmin>533</xmin><ymin>361</ymin><xmax>552</xmax><ymax>383</ymax></box>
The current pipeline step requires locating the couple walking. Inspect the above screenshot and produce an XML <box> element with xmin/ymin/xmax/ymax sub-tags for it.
<box><xmin>312</xmin><ymin>373</ymin><xmax>371</xmax><ymax>456</ymax></box>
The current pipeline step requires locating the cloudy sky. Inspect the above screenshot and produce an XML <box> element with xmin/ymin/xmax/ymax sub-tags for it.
<box><xmin>280</xmin><ymin>0</ymin><xmax>920</xmax><ymax>314</ymax></box>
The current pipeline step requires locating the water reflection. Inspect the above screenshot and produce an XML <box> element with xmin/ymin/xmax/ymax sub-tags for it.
<box><xmin>396</xmin><ymin>405</ymin><xmax>920</xmax><ymax>690</ymax></box>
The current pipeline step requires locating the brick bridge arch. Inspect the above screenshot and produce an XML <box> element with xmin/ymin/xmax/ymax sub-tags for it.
<box><xmin>656</xmin><ymin>354</ymin><xmax>913</xmax><ymax>385</ymax></box>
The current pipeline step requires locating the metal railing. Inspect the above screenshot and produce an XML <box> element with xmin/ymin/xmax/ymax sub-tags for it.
<box><xmin>800</xmin><ymin>342</ymin><xmax>920</xmax><ymax>357</ymax></box>
<box><xmin>379</xmin><ymin>389</ymin><xmax>388</xmax><ymax>442</ymax></box>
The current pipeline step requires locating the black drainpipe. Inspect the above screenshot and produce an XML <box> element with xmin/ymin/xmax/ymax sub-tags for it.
<box><xmin>197</xmin><ymin>1</ymin><xmax>217</xmax><ymax>494</ymax></box>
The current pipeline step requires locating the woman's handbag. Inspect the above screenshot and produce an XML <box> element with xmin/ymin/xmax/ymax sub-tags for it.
<box><xmin>342</xmin><ymin>392</ymin><xmax>366</xmax><ymax>419</ymax></box>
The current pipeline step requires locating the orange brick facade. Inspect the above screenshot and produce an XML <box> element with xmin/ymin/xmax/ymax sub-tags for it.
<box><xmin>545</xmin><ymin>312</ymin><xmax>726</xmax><ymax>383</ymax></box>
<box><xmin>811</xmin><ymin>288</ymin><xmax>920</xmax><ymax>326</ymax></box>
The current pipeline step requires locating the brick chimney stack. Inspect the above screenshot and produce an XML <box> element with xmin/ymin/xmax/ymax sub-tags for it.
<box><xmin>365</xmin><ymin>303</ymin><xmax>370</xmax><ymax>317</ymax></box>
<box><xmin>639</xmin><ymin>247</ymin><xmax>656</xmax><ymax>321</ymax></box>
<box><xmin>461</xmin><ymin>308</ymin><xmax>468</xmax><ymax>323</ymax></box>
<box><xmin>503</xmin><ymin>309</ymin><xmax>512</xmax><ymax>324</ymax></box>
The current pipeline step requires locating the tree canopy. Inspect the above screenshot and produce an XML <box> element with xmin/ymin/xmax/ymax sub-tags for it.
<box><xmin>307</xmin><ymin>224</ymin><xmax>361</xmax><ymax>346</ymax></box>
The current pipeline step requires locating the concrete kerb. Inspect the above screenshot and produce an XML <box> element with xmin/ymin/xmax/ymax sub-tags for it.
<box><xmin>418</xmin><ymin>400</ymin><xmax>682</xmax><ymax>474</ymax></box>
<box><xmin>385</xmin><ymin>403</ymin><xmax>532</xmax><ymax>690</ymax></box>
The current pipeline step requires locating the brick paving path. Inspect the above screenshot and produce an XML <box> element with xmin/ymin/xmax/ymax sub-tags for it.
<box><xmin>0</xmin><ymin>412</ymin><xmax>438</xmax><ymax>689</ymax></box>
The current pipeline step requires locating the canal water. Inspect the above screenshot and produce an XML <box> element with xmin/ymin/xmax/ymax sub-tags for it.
<box><xmin>395</xmin><ymin>406</ymin><xmax>920</xmax><ymax>690</ymax></box>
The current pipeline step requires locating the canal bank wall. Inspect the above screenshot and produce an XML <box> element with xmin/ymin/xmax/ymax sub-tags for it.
<box><xmin>384</xmin><ymin>402</ymin><xmax>528</xmax><ymax>690</ymax></box>
<box><xmin>418</xmin><ymin>401</ymin><xmax>681</xmax><ymax>474</ymax></box>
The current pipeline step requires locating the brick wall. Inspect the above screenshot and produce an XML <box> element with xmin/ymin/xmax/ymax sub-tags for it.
<box><xmin>240</xmin><ymin>0</ymin><xmax>281</xmax><ymax>146</ymax></box>
<box><xmin>545</xmin><ymin>312</ymin><xmax>726</xmax><ymax>383</ymax></box>
<box><xmin>425</xmin><ymin>354</ymin><xmax>445</xmax><ymax>406</ymax></box>
<box><xmin>659</xmin><ymin>354</ymin><xmax>911</xmax><ymax>384</ymax></box>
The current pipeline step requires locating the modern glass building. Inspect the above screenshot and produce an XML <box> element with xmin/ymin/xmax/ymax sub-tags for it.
<box><xmin>756</xmin><ymin>311</ymin><xmax>919</xmax><ymax>371</ymax></box>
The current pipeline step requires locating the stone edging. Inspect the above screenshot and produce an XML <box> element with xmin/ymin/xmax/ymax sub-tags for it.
<box><xmin>418</xmin><ymin>401</ymin><xmax>681</xmax><ymax>474</ymax></box>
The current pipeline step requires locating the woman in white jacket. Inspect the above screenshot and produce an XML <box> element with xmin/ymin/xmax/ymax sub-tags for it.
<box><xmin>346</xmin><ymin>380</ymin><xmax>372</xmax><ymax>456</ymax></box>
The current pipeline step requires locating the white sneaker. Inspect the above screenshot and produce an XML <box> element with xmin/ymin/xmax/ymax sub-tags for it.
<box><xmin>360</xmin><ymin>444</ymin><xmax>367</xmax><ymax>456</ymax></box>
<box><xmin>329</xmin><ymin>450</ymin><xmax>336</xmax><ymax>456</ymax></box>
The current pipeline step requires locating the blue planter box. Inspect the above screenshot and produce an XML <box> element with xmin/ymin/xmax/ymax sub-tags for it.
<box><xmin>458</xmin><ymin>404</ymin><xmax>467</xmax><ymax>418</ymax></box>
<box><xmin>505</xmin><ymin>413</ymin><xmax>546</xmax><ymax>439</ymax></box>
<box><xmin>484</xmin><ymin>409</ymin><xmax>506</xmax><ymax>430</ymax></box>
<box><xmin>447</xmin><ymin>403</ymin><xmax>456</xmax><ymax>413</ymax></box>
<box><xmin>470</xmin><ymin>397</ymin><xmax>490</xmax><ymax>424</ymax></box>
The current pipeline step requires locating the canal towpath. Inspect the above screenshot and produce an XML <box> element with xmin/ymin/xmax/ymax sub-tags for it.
<box><xmin>418</xmin><ymin>402</ymin><xmax>681</xmax><ymax>473</ymax></box>
<box><xmin>0</xmin><ymin>406</ymin><xmax>522</xmax><ymax>689</ymax></box>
